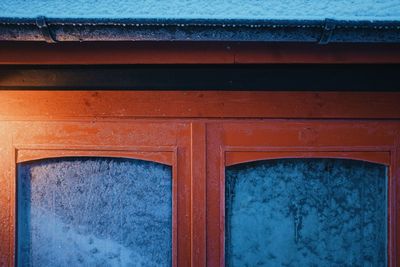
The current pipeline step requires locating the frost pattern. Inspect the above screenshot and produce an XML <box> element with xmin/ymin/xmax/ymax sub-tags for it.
<box><xmin>226</xmin><ymin>159</ymin><xmax>387</xmax><ymax>267</ymax></box>
<box><xmin>18</xmin><ymin>157</ymin><xmax>172</xmax><ymax>267</ymax></box>
<box><xmin>0</xmin><ymin>0</ymin><xmax>399</xmax><ymax>21</ymax></box>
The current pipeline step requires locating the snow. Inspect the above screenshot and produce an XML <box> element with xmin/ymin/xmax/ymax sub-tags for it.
<box><xmin>225</xmin><ymin>158</ymin><xmax>387</xmax><ymax>266</ymax></box>
<box><xmin>0</xmin><ymin>0</ymin><xmax>399</xmax><ymax>21</ymax></box>
<box><xmin>17</xmin><ymin>157</ymin><xmax>172</xmax><ymax>267</ymax></box>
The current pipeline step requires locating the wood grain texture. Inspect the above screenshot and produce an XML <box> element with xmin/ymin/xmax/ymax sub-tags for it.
<box><xmin>0</xmin><ymin>123</ymin><xmax>12</xmax><ymax>267</ymax></box>
<box><xmin>190</xmin><ymin>122</ymin><xmax>207</xmax><ymax>267</ymax></box>
<box><xmin>0</xmin><ymin>91</ymin><xmax>400</xmax><ymax>119</ymax></box>
<box><xmin>1</xmin><ymin>42</ymin><xmax>400</xmax><ymax>64</ymax></box>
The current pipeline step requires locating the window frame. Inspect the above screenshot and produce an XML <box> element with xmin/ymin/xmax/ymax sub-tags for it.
<box><xmin>0</xmin><ymin>120</ymin><xmax>194</xmax><ymax>267</ymax></box>
<box><xmin>206</xmin><ymin>121</ymin><xmax>400</xmax><ymax>266</ymax></box>
<box><xmin>0</xmin><ymin>91</ymin><xmax>399</xmax><ymax>267</ymax></box>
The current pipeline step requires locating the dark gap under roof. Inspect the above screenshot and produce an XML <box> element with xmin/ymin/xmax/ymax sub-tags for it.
<box><xmin>0</xmin><ymin>64</ymin><xmax>399</xmax><ymax>91</ymax></box>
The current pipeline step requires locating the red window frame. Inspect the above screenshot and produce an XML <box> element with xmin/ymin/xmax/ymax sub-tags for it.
<box><xmin>0</xmin><ymin>118</ymin><xmax>194</xmax><ymax>266</ymax></box>
<box><xmin>0</xmin><ymin>91</ymin><xmax>399</xmax><ymax>267</ymax></box>
<box><xmin>206</xmin><ymin>121</ymin><xmax>400</xmax><ymax>266</ymax></box>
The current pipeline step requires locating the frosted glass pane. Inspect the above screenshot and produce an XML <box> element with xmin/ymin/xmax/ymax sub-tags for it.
<box><xmin>225</xmin><ymin>159</ymin><xmax>387</xmax><ymax>267</ymax></box>
<box><xmin>17</xmin><ymin>157</ymin><xmax>172</xmax><ymax>267</ymax></box>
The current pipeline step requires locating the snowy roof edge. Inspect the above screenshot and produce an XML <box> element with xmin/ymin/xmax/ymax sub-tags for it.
<box><xmin>1</xmin><ymin>16</ymin><xmax>400</xmax><ymax>44</ymax></box>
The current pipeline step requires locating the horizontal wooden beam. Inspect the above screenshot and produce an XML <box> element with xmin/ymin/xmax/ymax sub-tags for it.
<box><xmin>0</xmin><ymin>42</ymin><xmax>400</xmax><ymax>64</ymax></box>
<box><xmin>0</xmin><ymin>91</ymin><xmax>399</xmax><ymax>119</ymax></box>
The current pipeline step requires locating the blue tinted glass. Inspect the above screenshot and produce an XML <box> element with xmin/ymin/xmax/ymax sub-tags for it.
<box><xmin>18</xmin><ymin>157</ymin><xmax>172</xmax><ymax>267</ymax></box>
<box><xmin>225</xmin><ymin>159</ymin><xmax>387</xmax><ymax>267</ymax></box>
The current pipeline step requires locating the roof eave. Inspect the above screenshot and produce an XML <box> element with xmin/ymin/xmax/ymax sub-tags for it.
<box><xmin>0</xmin><ymin>17</ymin><xmax>399</xmax><ymax>44</ymax></box>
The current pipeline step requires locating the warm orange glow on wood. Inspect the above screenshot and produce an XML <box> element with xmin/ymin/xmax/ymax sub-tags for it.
<box><xmin>0</xmin><ymin>91</ymin><xmax>399</xmax><ymax>119</ymax></box>
<box><xmin>0</xmin><ymin>91</ymin><xmax>399</xmax><ymax>267</ymax></box>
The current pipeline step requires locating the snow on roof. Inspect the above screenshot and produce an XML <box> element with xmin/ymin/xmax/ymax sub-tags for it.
<box><xmin>0</xmin><ymin>0</ymin><xmax>399</xmax><ymax>21</ymax></box>
<box><xmin>0</xmin><ymin>0</ymin><xmax>399</xmax><ymax>43</ymax></box>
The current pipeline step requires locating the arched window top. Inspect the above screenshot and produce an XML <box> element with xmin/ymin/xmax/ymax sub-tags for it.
<box><xmin>225</xmin><ymin>151</ymin><xmax>390</xmax><ymax>167</ymax></box>
<box><xmin>16</xmin><ymin>148</ymin><xmax>174</xmax><ymax>166</ymax></box>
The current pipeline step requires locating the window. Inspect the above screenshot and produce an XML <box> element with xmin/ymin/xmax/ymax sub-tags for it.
<box><xmin>206</xmin><ymin>120</ymin><xmax>399</xmax><ymax>266</ymax></box>
<box><xmin>0</xmin><ymin>92</ymin><xmax>399</xmax><ymax>266</ymax></box>
<box><xmin>18</xmin><ymin>157</ymin><xmax>172</xmax><ymax>266</ymax></box>
<box><xmin>225</xmin><ymin>159</ymin><xmax>387</xmax><ymax>266</ymax></box>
